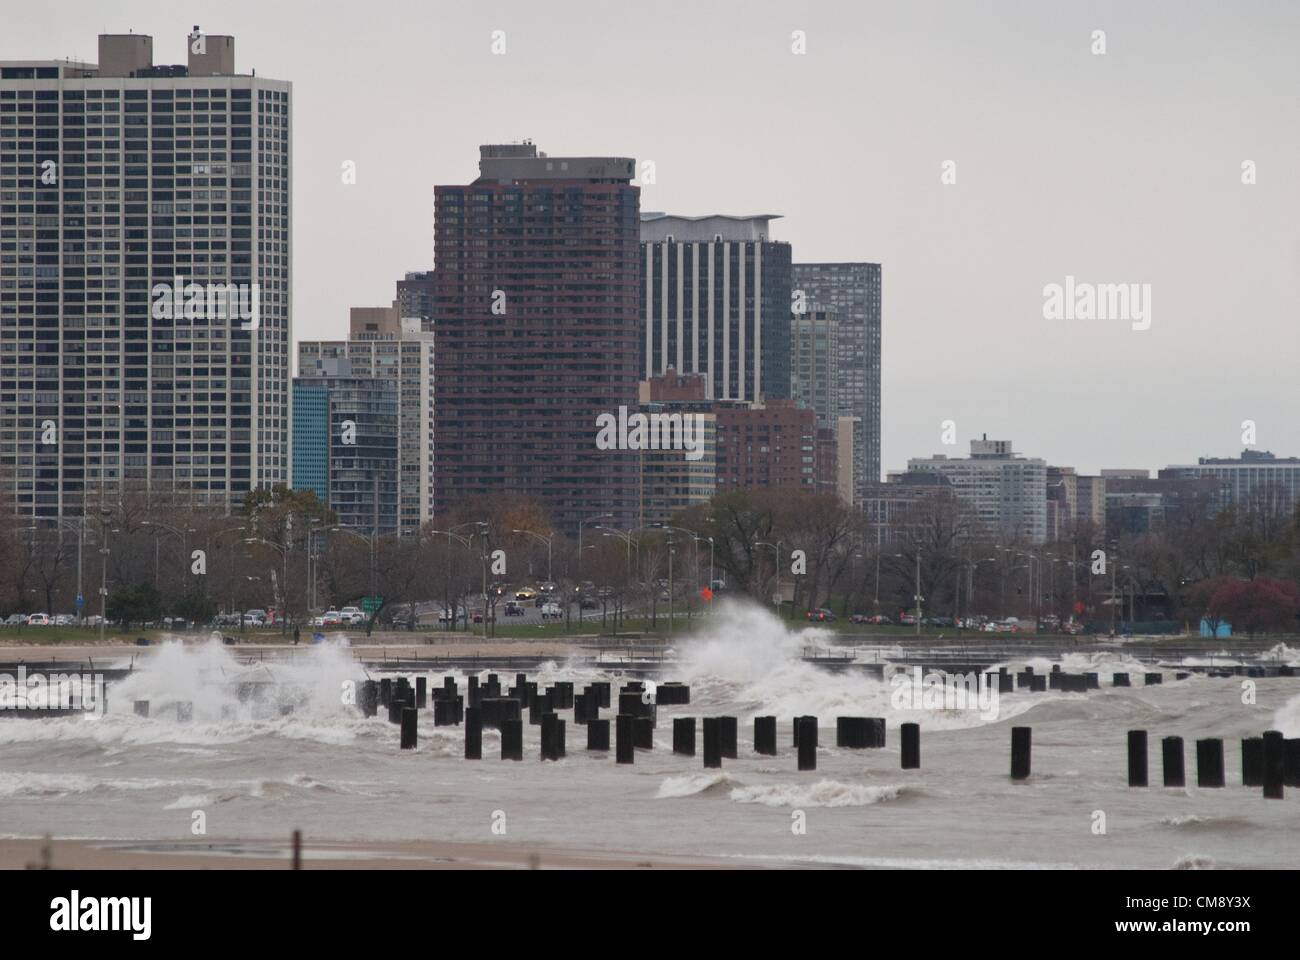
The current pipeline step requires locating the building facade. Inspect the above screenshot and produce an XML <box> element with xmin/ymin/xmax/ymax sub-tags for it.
<box><xmin>431</xmin><ymin>142</ymin><xmax>642</xmax><ymax>534</ymax></box>
<box><xmin>790</xmin><ymin>306</ymin><xmax>839</xmax><ymax>429</ymax></box>
<box><xmin>395</xmin><ymin>270</ymin><xmax>433</xmax><ymax>327</ymax></box>
<box><xmin>637</xmin><ymin>373</ymin><xmax>716</xmax><ymax>526</ymax></box>
<box><xmin>791</xmin><ymin>262</ymin><xmax>882</xmax><ymax>503</ymax></box>
<box><xmin>639</xmin><ymin>213</ymin><xmax>792</xmax><ymax>405</ymax></box>
<box><xmin>906</xmin><ymin>436</ymin><xmax>1047</xmax><ymax>542</ymax></box>
<box><xmin>714</xmin><ymin>398</ymin><xmax>818</xmax><ymax>493</ymax></box>
<box><xmin>0</xmin><ymin>31</ymin><xmax>291</xmax><ymax>518</ymax></box>
<box><xmin>291</xmin><ymin>360</ymin><xmax>399</xmax><ymax>534</ymax></box>
<box><xmin>1161</xmin><ymin>449</ymin><xmax>1300</xmax><ymax>515</ymax></box>
<box><xmin>298</xmin><ymin>304</ymin><xmax>433</xmax><ymax>536</ymax></box>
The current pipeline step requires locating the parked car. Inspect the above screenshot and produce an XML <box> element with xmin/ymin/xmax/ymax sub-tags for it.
<box><xmin>805</xmin><ymin>608</ymin><xmax>836</xmax><ymax>623</ymax></box>
<box><xmin>3</xmin><ymin>613</ymin><xmax>28</xmax><ymax>626</ymax></box>
<box><xmin>53</xmin><ymin>614</ymin><xmax>75</xmax><ymax>626</ymax></box>
<box><xmin>26</xmin><ymin>613</ymin><xmax>51</xmax><ymax>626</ymax></box>
<box><xmin>849</xmin><ymin>614</ymin><xmax>870</xmax><ymax>624</ymax></box>
<box><xmin>504</xmin><ymin>601</ymin><xmax>525</xmax><ymax>617</ymax></box>
<box><xmin>899</xmin><ymin>614</ymin><xmax>917</xmax><ymax>626</ymax></box>
<box><xmin>540</xmin><ymin>602</ymin><xmax>562</xmax><ymax>621</ymax></box>
<box><xmin>438</xmin><ymin>606</ymin><xmax>466</xmax><ymax>624</ymax></box>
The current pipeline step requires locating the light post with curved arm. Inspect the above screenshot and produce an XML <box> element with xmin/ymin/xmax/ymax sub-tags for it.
<box><xmin>243</xmin><ymin>537</ymin><xmax>289</xmax><ymax>634</ymax></box>
<box><xmin>756</xmin><ymin>540</ymin><xmax>783</xmax><ymax>618</ymax></box>
<box><xmin>512</xmin><ymin>529</ymin><xmax>554</xmax><ymax>585</ymax></box>
<box><xmin>142</xmin><ymin>519</ymin><xmax>196</xmax><ymax>607</ymax></box>
<box><xmin>429</xmin><ymin>522</ymin><xmax>489</xmax><ymax>636</ymax></box>
<box><xmin>327</xmin><ymin>527</ymin><xmax>378</xmax><ymax>636</ymax></box>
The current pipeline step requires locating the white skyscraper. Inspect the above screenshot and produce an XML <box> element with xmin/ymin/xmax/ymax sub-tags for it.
<box><xmin>0</xmin><ymin>30</ymin><xmax>291</xmax><ymax>518</ymax></box>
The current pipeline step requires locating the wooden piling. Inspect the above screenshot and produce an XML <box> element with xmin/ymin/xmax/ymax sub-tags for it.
<box><xmin>1161</xmin><ymin>736</ymin><xmax>1184</xmax><ymax>787</ymax></box>
<box><xmin>1011</xmin><ymin>726</ymin><xmax>1031</xmax><ymax>780</ymax></box>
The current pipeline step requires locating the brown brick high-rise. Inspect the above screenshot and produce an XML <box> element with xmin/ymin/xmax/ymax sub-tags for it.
<box><xmin>432</xmin><ymin>144</ymin><xmax>641</xmax><ymax>533</ymax></box>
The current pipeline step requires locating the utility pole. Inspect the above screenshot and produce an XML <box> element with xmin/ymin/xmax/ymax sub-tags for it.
<box><xmin>97</xmin><ymin>508</ymin><xmax>111</xmax><ymax>645</ymax></box>
<box><xmin>913</xmin><ymin>550</ymin><xmax>922</xmax><ymax>637</ymax></box>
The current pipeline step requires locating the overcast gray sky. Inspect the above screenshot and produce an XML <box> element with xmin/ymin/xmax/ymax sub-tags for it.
<box><xmin>9</xmin><ymin>0</ymin><xmax>1298</xmax><ymax>477</ymax></box>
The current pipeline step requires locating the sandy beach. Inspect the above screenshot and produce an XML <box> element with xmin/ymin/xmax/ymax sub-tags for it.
<box><xmin>0</xmin><ymin>837</ymin><xmax>761</xmax><ymax>870</ymax></box>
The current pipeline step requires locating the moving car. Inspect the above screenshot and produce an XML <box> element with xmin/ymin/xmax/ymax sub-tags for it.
<box><xmin>515</xmin><ymin>587</ymin><xmax>538</xmax><ymax>601</ymax></box>
<box><xmin>579</xmin><ymin>596</ymin><xmax>598</xmax><ymax>610</ymax></box>
<box><xmin>540</xmin><ymin>602</ymin><xmax>562</xmax><ymax>621</ymax></box>
<box><xmin>504</xmin><ymin>601</ymin><xmax>525</xmax><ymax>617</ymax></box>
<box><xmin>320</xmin><ymin>610</ymin><xmax>342</xmax><ymax>626</ymax></box>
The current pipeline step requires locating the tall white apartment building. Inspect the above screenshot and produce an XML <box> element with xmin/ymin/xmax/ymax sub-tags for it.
<box><xmin>0</xmin><ymin>30</ymin><xmax>291</xmax><ymax>517</ymax></box>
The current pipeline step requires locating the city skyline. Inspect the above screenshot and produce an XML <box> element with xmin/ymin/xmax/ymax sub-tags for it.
<box><xmin>3</xmin><ymin>0</ymin><xmax>1297</xmax><ymax>483</ymax></box>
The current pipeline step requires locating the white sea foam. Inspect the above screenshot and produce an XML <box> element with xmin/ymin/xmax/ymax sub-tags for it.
<box><xmin>728</xmin><ymin>779</ymin><xmax>904</xmax><ymax>808</ymax></box>
<box><xmin>1270</xmin><ymin>691</ymin><xmax>1300</xmax><ymax>736</ymax></box>
<box><xmin>655</xmin><ymin>773</ymin><xmax>741</xmax><ymax>799</ymax></box>
<box><xmin>675</xmin><ymin>601</ymin><xmax>1033</xmax><ymax>730</ymax></box>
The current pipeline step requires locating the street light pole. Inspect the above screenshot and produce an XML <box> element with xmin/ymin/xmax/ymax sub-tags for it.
<box><xmin>756</xmin><ymin>540</ymin><xmax>782</xmax><ymax>618</ymax></box>
<box><xmin>578</xmin><ymin>513</ymin><xmax>613</xmax><ymax>579</ymax></box>
<box><xmin>914</xmin><ymin>550</ymin><xmax>922</xmax><ymax>637</ymax></box>
<box><xmin>97</xmin><ymin>508</ymin><xmax>111</xmax><ymax>645</ymax></box>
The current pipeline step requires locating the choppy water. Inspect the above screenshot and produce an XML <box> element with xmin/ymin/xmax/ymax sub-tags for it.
<box><xmin>2</xmin><ymin>603</ymin><xmax>1298</xmax><ymax>868</ymax></box>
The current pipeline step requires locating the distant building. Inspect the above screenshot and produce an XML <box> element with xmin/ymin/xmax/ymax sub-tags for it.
<box><xmin>714</xmin><ymin>398</ymin><xmax>818</xmax><ymax>493</ymax></box>
<box><xmin>792</xmin><ymin>262</ymin><xmax>882</xmax><ymax>501</ymax></box>
<box><xmin>836</xmin><ymin>416</ymin><xmax>859</xmax><ymax>506</ymax></box>
<box><xmin>1046</xmin><ymin>466</ymin><xmax>1106</xmax><ymax>537</ymax></box>
<box><xmin>639</xmin><ymin>213</ymin><xmax>792</xmax><ymax>404</ymax></box>
<box><xmin>906</xmin><ymin>436</ymin><xmax>1047</xmax><ymax>542</ymax></box>
<box><xmin>814</xmin><ymin>426</ymin><xmax>840</xmax><ymax>497</ymax></box>
<box><xmin>432</xmin><ymin>142</ymin><xmax>642</xmax><ymax>534</ymax></box>
<box><xmin>861</xmin><ymin>473</ymin><xmax>956</xmax><ymax>546</ymax></box>
<box><xmin>0</xmin><ymin>31</ymin><xmax>292</xmax><ymax>517</ymax></box>
<box><xmin>790</xmin><ymin>307</ymin><xmax>839</xmax><ymax>428</ymax></box>
<box><xmin>292</xmin><ymin>359</ymin><xmax>399</xmax><ymax>534</ymax></box>
<box><xmin>637</xmin><ymin>373</ymin><xmax>716</xmax><ymax>526</ymax></box>
<box><xmin>1161</xmin><ymin>449</ymin><xmax>1300</xmax><ymax>514</ymax></box>
<box><xmin>298</xmin><ymin>305</ymin><xmax>434</xmax><ymax>536</ymax></box>
<box><xmin>396</xmin><ymin>271</ymin><xmax>434</xmax><ymax>326</ymax></box>
<box><xmin>1103</xmin><ymin>474</ymin><xmax>1222</xmax><ymax>535</ymax></box>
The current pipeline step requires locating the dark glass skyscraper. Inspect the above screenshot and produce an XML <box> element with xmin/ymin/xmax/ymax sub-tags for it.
<box><xmin>431</xmin><ymin>143</ymin><xmax>641</xmax><ymax>533</ymax></box>
<box><xmin>791</xmin><ymin>262</ymin><xmax>882</xmax><ymax>501</ymax></box>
